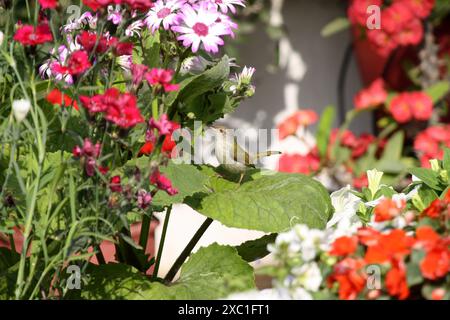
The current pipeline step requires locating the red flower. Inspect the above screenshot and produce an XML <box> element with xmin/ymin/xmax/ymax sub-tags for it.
<box><xmin>354</xmin><ymin>78</ymin><xmax>387</xmax><ymax>110</ymax></box>
<box><xmin>410</xmin><ymin>92</ymin><xmax>433</xmax><ymax>121</ymax></box>
<box><xmin>80</xmin><ymin>89</ymin><xmax>144</xmax><ymax>128</ymax></box>
<box><xmin>109</xmin><ymin>176</ymin><xmax>122</xmax><ymax>193</ymax></box>
<box><xmin>347</xmin><ymin>0</ymin><xmax>383</xmax><ymax>26</ymax></box>
<box><xmin>327</xmin><ymin>257</ymin><xmax>367</xmax><ymax>300</ymax></box>
<box><xmin>277</xmin><ymin>110</ymin><xmax>318</xmax><ymax>139</ymax></box>
<box><xmin>364</xmin><ymin>229</ymin><xmax>413</xmax><ymax>264</ymax></box>
<box><xmin>67</xmin><ymin>50</ymin><xmax>91</xmax><ymax>75</ymax></box>
<box><xmin>149</xmin><ymin>114</ymin><xmax>179</xmax><ymax>136</ymax></box>
<box><xmin>352</xmin><ymin>173</ymin><xmax>368</xmax><ymax>189</ymax></box>
<box><xmin>352</xmin><ymin>133</ymin><xmax>375</xmax><ymax>159</ymax></box>
<box><xmin>414</xmin><ymin>125</ymin><xmax>450</xmax><ymax>168</ymax></box>
<box><xmin>278</xmin><ymin>151</ymin><xmax>320</xmax><ymax>175</ymax></box>
<box><xmin>396</xmin><ymin>0</ymin><xmax>435</xmax><ymax>18</ymax></box>
<box><xmin>115</xmin><ymin>42</ymin><xmax>133</xmax><ymax>56</ymax></box>
<box><xmin>13</xmin><ymin>24</ymin><xmax>53</xmax><ymax>46</ymax></box>
<box><xmin>389</xmin><ymin>93</ymin><xmax>413</xmax><ymax>123</ymax></box>
<box><xmin>77</xmin><ymin>31</ymin><xmax>116</xmax><ymax>54</ymax></box>
<box><xmin>385</xmin><ymin>260</ymin><xmax>410</xmax><ymax>300</ymax></box>
<box><xmin>422</xmin><ymin>194</ymin><xmax>450</xmax><ymax>219</ymax></box>
<box><xmin>146</xmin><ymin>68</ymin><xmax>180</xmax><ymax>92</ymax></box>
<box><xmin>104</xmin><ymin>90</ymin><xmax>144</xmax><ymax>128</ymax></box>
<box><xmin>374</xmin><ymin>198</ymin><xmax>406</xmax><ymax>222</ymax></box>
<box><xmin>420</xmin><ymin>246</ymin><xmax>450</xmax><ymax>280</ymax></box>
<box><xmin>138</xmin><ymin>141</ymin><xmax>154</xmax><ymax>156</ymax></box>
<box><xmin>329</xmin><ymin>236</ymin><xmax>358</xmax><ymax>257</ymax></box>
<box><xmin>162</xmin><ymin>123</ymin><xmax>181</xmax><ymax>157</ymax></box>
<box><xmin>150</xmin><ymin>169</ymin><xmax>178</xmax><ymax>196</ymax></box>
<box><xmin>38</xmin><ymin>0</ymin><xmax>58</xmax><ymax>9</ymax></box>
<box><xmin>46</xmin><ymin>88</ymin><xmax>79</xmax><ymax>110</ymax></box>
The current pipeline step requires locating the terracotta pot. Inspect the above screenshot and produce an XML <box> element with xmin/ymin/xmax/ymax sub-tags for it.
<box><xmin>0</xmin><ymin>221</ymin><xmax>159</xmax><ymax>275</ymax></box>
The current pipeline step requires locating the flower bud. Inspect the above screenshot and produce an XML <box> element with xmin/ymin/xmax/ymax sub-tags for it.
<box><xmin>12</xmin><ymin>99</ymin><xmax>31</xmax><ymax>122</ymax></box>
<box><xmin>0</xmin><ymin>31</ymin><xmax>4</xmax><ymax>46</ymax></box>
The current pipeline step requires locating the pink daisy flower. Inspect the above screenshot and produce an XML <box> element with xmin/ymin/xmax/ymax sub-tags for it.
<box><xmin>172</xmin><ymin>4</ymin><xmax>232</xmax><ymax>53</ymax></box>
<box><xmin>145</xmin><ymin>0</ymin><xmax>184</xmax><ymax>33</ymax></box>
<box><xmin>205</xmin><ymin>0</ymin><xmax>245</xmax><ymax>14</ymax></box>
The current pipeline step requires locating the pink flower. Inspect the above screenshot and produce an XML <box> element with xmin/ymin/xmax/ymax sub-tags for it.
<box><xmin>72</xmin><ymin>138</ymin><xmax>102</xmax><ymax>177</ymax></box>
<box><xmin>172</xmin><ymin>3</ymin><xmax>233</xmax><ymax>53</ymax></box>
<box><xmin>39</xmin><ymin>0</ymin><xmax>58</xmax><ymax>9</ymax></box>
<box><xmin>278</xmin><ymin>152</ymin><xmax>320</xmax><ymax>175</ymax></box>
<box><xmin>389</xmin><ymin>93</ymin><xmax>413</xmax><ymax>123</ymax></box>
<box><xmin>13</xmin><ymin>24</ymin><xmax>53</xmax><ymax>46</ymax></box>
<box><xmin>414</xmin><ymin>124</ymin><xmax>450</xmax><ymax>167</ymax></box>
<box><xmin>131</xmin><ymin>63</ymin><xmax>149</xmax><ymax>86</ymax></box>
<box><xmin>205</xmin><ymin>0</ymin><xmax>245</xmax><ymax>14</ymax></box>
<box><xmin>137</xmin><ymin>189</ymin><xmax>152</xmax><ymax>209</ymax></box>
<box><xmin>150</xmin><ymin>169</ymin><xmax>178</xmax><ymax>195</ymax></box>
<box><xmin>354</xmin><ymin>78</ymin><xmax>387</xmax><ymax>110</ymax></box>
<box><xmin>145</xmin><ymin>0</ymin><xmax>183</xmax><ymax>33</ymax></box>
<box><xmin>146</xmin><ymin>68</ymin><xmax>179</xmax><ymax>92</ymax></box>
<box><xmin>149</xmin><ymin>114</ymin><xmax>178</xmax><ymax>135</ymax></box>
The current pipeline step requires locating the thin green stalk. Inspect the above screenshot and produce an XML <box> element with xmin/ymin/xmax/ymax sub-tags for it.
<box><xmin>139</xmin><ymin>212</ymin><xmax>153</xmax><ymax>252</ymax></box>
<box><xmin>164</xmin><ymin>217</ymin><xmax>213</xmax><ymax>282</ymax></box>
<box><xmin>152</xmin><ymin>206</ymin><xmax>172</xmax><ymax>280</ymax></box>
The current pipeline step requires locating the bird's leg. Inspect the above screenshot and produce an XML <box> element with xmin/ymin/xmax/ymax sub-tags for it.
<box><xmin>238</xmin><ymin>172</ymin><xmax>244</xmax><ymax>185</ymax></box>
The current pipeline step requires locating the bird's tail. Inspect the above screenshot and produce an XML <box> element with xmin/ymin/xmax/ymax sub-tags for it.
<box><xmin>255</xmin><ymin>151</ymin><xmax>282</xmax><ymax>160</ymax></box>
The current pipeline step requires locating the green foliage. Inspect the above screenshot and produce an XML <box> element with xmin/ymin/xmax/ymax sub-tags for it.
<box><xmin>321</xmin><ymin>17</ymin><xmax>350</xmax><ymax>37</ymax></box>
<box><xmin>75</xmin><ymin>244</ymin><xmax>255</xmax><ymax>299</ymax></box>
<box><xmin>316</xmin><ymin>106</ymin><xmax>335</xmax><ymax>158</ymax></box>
<box><xmin>235</xmin><ymin>234</ymin><xmax>277</xmax><ymax>262</ymax></box>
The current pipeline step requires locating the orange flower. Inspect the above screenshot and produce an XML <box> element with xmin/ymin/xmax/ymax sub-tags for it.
<box><xmin>277</xmin><ymin>110</ymin><xmax>318</xmax><ymax>140</ymax></box>
<box><xmin>329</xmin><ymin>236</ymin><xmax>358</xmax><ymax>257</ymax></box>
<box><xmin>327</xmin><ymin>257</ymin><xmax>367</xmax><ymax>300</ymax></box>
<box><xmin>46</xmin><ymin>88</ymin><xmax>79</xmax><ymax>110</ymax></box>
<box><xmin>420</xmin><ymin>246</ymin><xmax>450</xmax><ymax>280</ymax></box>
<box><xmin>364</xmin><ymin>229</ymin><xmax>413</xmax><ymax>264</ymax></box>
<box><xmin>385</xmin><ymin>260</ymin><xmax>409</xmax><ymax>300</ymax></box>
<box><xmin>374</xmin><ymin>198</ymin><xmax>406</xmax><ymax>222</ymax></box>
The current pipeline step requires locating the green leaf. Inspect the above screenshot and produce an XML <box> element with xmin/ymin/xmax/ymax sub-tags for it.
<box><xmin>166</xmin><ymin>56</ymin><xmax>230</xmax><ymax>107</ymax></box>
<box><xmin>316</xmin><ymin>106</ymin><xmax>335</xmax><ymax>158</ymax></box>
<box><xmin>443</xmin><ymin>147</ymin><xmax>450</xmax><ymax>173</ymax></box>
<box><xmin>424</xmin><ymin>81</ymin><xmax>450</xmax><ymax>104</ymax></box>
<box><xmin>321</xmin><ymin>17</ymin><xmax>350</xmax><ymax>37</ymax></box>
<box><xmin>409</xmin><ymin>167</ymin><xmax>441</xmax><ymax>190</ymax></box>
<box><xmin>375</xmin><ymin>131</ymin><xmax>405</xmax><ymax>173</ymax></box>
<box><xmin>193</xmin><ymin>172</ymin><xmax>333</xmax><ymax>232</ymax></box>
<box><xmin>76</xmin><ymin>244</ymin><xmax>254</xmax><ymax>299</ymax></box>
<box><xmin>235</xmin><ymin>234</ymin><xmax>277</xmax><ymax>262</ymax></box>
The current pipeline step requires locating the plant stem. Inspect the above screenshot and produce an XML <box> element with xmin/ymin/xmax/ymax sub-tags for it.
<box><xmin>139</xmin><ymin>212</ymin><xmax>153</xmax><ymax>252</ymax></box>
<box><xmin>164</xmin><ymin>217</ymin><xmax>213</xmax><ymax>282</ymax></box>
<box><xmin>95</xmin><ymin>245</ymin><xmax>106</xmax><ymax>265</ymax></box>
<box><xmin>152</xmin><ymin>206</ymin><xmax>172</xmax><ymax>280</ymax></box>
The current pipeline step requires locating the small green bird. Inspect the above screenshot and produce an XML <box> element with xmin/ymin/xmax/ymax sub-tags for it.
<box><xmin>212</xmin><ymin>125</ymin><xmax>281</xmax><ymax>184</ymax></box>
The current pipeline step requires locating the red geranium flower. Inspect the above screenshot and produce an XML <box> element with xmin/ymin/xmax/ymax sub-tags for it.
<box><xmin>396</xmin><ymin>0</ymin><xmax>435</xmax><ymax>19</ymax></box>
<box><xmin>13</xmin><ymin>24</ymin><xmax>53</xmax><ymax>46</ymax></box>
<box><xmin>109</xmin><ymin>176</ymin><xmax>122</xmax><ymax>193</ymax></box>
<box><xmin>364</xmin><ymin>229</ymin><xmax>413</xmax><ymax>264</ymax></box>
<box><xmin>46</xmin><ymin>88</ymin><xmax>79</xmax><ymax>110</ymax></box>
<box><xmin>278</xmin><ymin>151</ymin><xmax>320</xmax><ymax>175</ymax></box>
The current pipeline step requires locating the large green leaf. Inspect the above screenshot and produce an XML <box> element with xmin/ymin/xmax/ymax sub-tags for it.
<box><xmin>235</xmin><ymin>234</ymin><xmax>277</xmax><ymax>262</ymax></box>
<box><xmin>316</xmin><ymin>106</ymin><xmax>335</xmax><ymax>158</ymax></box>
<box><xmin>76</xmin><ymin>244</ymin><xmax>254</xmax><ymax>299</ymax></box>
<box><xmin>321</xmin><ymin>17</ymin><xmax>350</xmax><ymax>37</ymax></box>
<box><xmin>192</xmin><ymin>172</ymin><xmax>333</xmax><ymax>232</ymax></box>
<box><xmin>425</xmin><ymin>81</ymin><xmax>449</xmax><ymax>103</ymax></box>
<box><xmin>166</xmin><ymin>56</ymin><xmax>230</xmax><ymax>107</ymax></box>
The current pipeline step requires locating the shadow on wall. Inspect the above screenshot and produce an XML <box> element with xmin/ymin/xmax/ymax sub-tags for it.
<box><xmin>226</xmin><ymin>0</ymin><xmax>373</xmax><ymax>133</ymax></box>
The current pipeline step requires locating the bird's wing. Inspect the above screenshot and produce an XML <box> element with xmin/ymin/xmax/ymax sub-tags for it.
<box><xmin>232</xmin><ymin>136</ymin><xmax>253</xmax><ymax>166</ymax></box>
